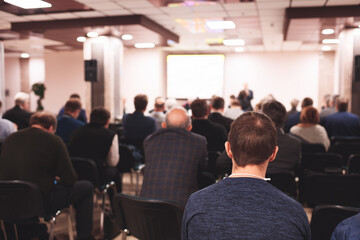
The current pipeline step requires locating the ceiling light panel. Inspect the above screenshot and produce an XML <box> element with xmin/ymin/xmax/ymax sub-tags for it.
<box><xmin>223</xmin><ymin>39</ymin><xmax>245</xmax><ymax>46</ymax></box>
<box><xmin>4</xmin><ymin>0</ymin><xmax>51</xmax><ymax>9</ymax></box>
<box><xmin>206</xmin><ymin>20</ymin><xmax>236</xmax><ymax>30</ymax></box>
<box><xmin>321</xmin><ymin>28</ymin><xmax>335</xmax><ymax>34</ymax></box>
<box><xmin>322</xmin><ymin>39</ymin><xmax>339</xmax><ymax>44</ymax></box>
<box><xmin>85</xmin><ymin>2</ymin><xmax>121</xmax><ymax>11</ymax></box>
<box><xmin>223</xmin><ymin>2</ymin><xmax>256</xmax><ymax>11</ymax></box>
<box><xmin>134</xmin><ymin>43</ymin><xmax>155</xmax><ymax>48</ymax></box>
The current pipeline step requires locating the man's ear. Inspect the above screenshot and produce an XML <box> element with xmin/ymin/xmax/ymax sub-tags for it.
<box><xmin>225</xmin><ymin>141</ymin><xmax>233</xmax><ymax>159</ymax></box>
<box><xmin>186</xmin><ymin>124</ymin><xmax>192</xmax><ymax>131</ymax></box>
<box><xmin>161</xmin><ymin>122</ymin><xmax>166</xmax><ymax>128</ymax></box>
<box><xmin>48</xmin><ymin>125</ymin><xmax>56</xmax><ymax>134</ymax></box>
<box><xmin>269</xmin><ymin>146</ymin><xmax>279</xmax><ymax>162</ymax></box>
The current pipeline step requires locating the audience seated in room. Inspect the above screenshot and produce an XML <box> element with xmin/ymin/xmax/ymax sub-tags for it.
<box><xmin>320</xmin><ymin>94</ymin><xmax>339</xmax><ymax>122</ymax></box>
<box><xmin>190</xmin><ymin>99</ymin><xmax>227</xmax><ymax>152</ymax></box>
<box><xmin>0</xmin><ymin>100</ymin><xmax>16</xmax><ymax>143</ymax></box>
<box><xmin>262</xmin><ymin>100</ymin><xmax>302</xmax><ymax>176</ymax></box>
<box><xmin>58</xmin><ymin>93</ymin><xmax>87</xmax><ymax>123</ymax></box>
<box><xmin>0</xmin><ymin>111</ymin><xmax>94</xmax><ymax>240</ymax></box>
<box><xmin>148</xmin><ymin>96</ymin><xmax>166</xmax><ymax>129</ymax></box>
<box><xmin>287</xmin><ymin>98</ymin><xmax>300</xmax><ymax>118</ymax></box>
<box><xmin>325</xmin><ymin>98</ymin><xmax>360</xmax><ymax>138</ymax></box>
<box><xmin>3</xmin><ymin>92</ymin><xmax>32</xmax><ymax>130</ymax></box>
<box><xmin>224</xmin><ymin>99</ymin><xmax>244</xmax><ymax>120</ymax></box>
<box><xmin>140</xmin><ymin>107</ymin><xmax>208</xmax><ymax>207</ymax></box>
<box><xmin>67</xmin><ymin>107</ymin><xmax>121</xmax><ymax>191</ymax></box>
<box><xmin>55</xmin><ymin>99</ymin><xmax>85</xmax><ymax>144</ymax></box>
<box><xmin>182</xmin><ymin>112</ymin><xmax>310</xmax><ymax>240</ymax></box>
<box><xmin>284</xmin><ymin>97</ymin><xmax>313</xmax><ymax>133</ymax></box>
<box><xmin>208</xmin><ymin>96</ymin><xmax>233</xmax><ymax>133</ymax></box>
<box><xmin>290</xmin><ymin>106</ymin><xmax>330</xmax><ymax>150</ymax></box>
<box><xmin>331</xmin><ymin>213</ymin><xmax>360</xmax><ymax>240</ymax></box>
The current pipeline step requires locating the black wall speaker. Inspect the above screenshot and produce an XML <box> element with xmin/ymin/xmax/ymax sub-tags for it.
<box><xmin>85</xmin><ymin>60</ymin><xmax>97</xmax><ymax>82</ymax></box>
<box><xmin>355</xmin><ymin>55</ymin><xmax>360</xmax><ymax>82</ymax></box>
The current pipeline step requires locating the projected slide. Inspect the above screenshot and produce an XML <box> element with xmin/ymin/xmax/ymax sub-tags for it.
<box><xmin>167</xmin><ymin>54</ymin><xmax>225</xmax><ymax>99</ymax></box>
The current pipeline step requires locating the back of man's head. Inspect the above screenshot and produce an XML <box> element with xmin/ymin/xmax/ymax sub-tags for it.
<box><xmin>64</xmin><ymin>99</ymin><xmax>81</xmax><ymax>113</ymax></box>
<box><xmin>191</xmin><ymin>99</ymin><xmax>208</xmax><ymax>118</ymax></box>
<box><xmin>154</xmin><ymin>97</ymin><xmax>165</xmax><ymax>111</ymax></box>
<box><xmin>211</xmin><ymin>97</ymin><xmax>225</xmax><ymax>110</ymax></box>
<box><xmin>301</xmin><ymin>97</ymin><xmax>313</xmax><ymax>109</ymax></box>
<box><xmin>70</xmin><ymin>93</ymin><xmax>80</xmax><ymax>99</ymax></box>
<box><xmin>134</xmin><ymin>94</ymin><xmax>148</xmax><ymax>112</ymax></box>
<box><xmin>30</xmin><ymin>111</ymin><xmax>57</xmax><ymax>130</ymax></box>
<box><xmin>290</xmin><ymin>99</ymin><xmax>299</xmax><ymax>109</ymax></box>
<box><xmin>90</xmin><ymin>107</ymin><xmax>110</xmax><ymax>126</ymax></box>
<box><xmin>337</xmin><ymin>98</ymin><xmax>348</xmax><ymax>112</ymax></box>
<box><xmin>332</xmin><ymin>94</ymin><xmax>340</xmax><ymax>108</ymax></box>
<box><xmin>14</xmin><ymin>92</ymin><xmax>29</xmax><ymax>107</ymax></box>
<box><xmin>164</xmin><ymin>107</ymin><xmax>191</xmax><ymax>130</ymax></box>
<box><xmin>262</xmin><ymin>100</ymin><xmax>286</xmax><ymax>128</ymax></box>
<box><xmin>228</xmin><ymin>112</ymin><xmax>277</xmax><ymax>167</ymax></box>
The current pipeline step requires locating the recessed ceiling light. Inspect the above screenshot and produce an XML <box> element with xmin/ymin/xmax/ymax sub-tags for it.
<box><xmin>322</xmin><ymin>39</ymin><xmax>339</xmax><ymax>44</ymax></box>
<box><xmin>206</xmin><ymin>20</ymin><xmax>236</xmax><ymax>30</ymax></box>
<box><xmin>134</xmin><ymin>43</ymin><xmax>155</xmax><ymax>48</ymax></box>
<box><xmin>121</xmin><ymin>34</ymin><xmax>133</xmax><ymax>41</ymax></box>
<box><xmin>5</xmin><ymin>0</ymin><xmax>51</xmax><ymax>9</ymax></box>
<box><xmin>321</xmin><ymin>45</ymin><xmax>331</xmax><ymax>51</ymax></box>
<box><xmin>87</xmin><ymin>32</ymin><xmax>99</xmax><ymax>38</ymax></box>
<box><xmin>77</xmin><ymin>36</ymin><xmax>86</xmax><ymax>42</ymax></box>
<box><xmin>321</xmin><ymin>29</ymin><xmax>335</xmax><ymax>35</ymax></box>
<box><xmin>223</xmin><ymin>39</ymin><xmax>245</xmax><ymax>46</ymax></box>
<box><xmin>235</xmin><ymin>47</ymin><xmax>244</xmax><ymax>53</ymax></box>
<box><xmin>20</xmin><ymin>53</ymin><xmax>30</xmax><ymax>58</ymax></box>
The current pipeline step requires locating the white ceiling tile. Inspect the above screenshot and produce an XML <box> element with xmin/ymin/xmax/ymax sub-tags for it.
<box><xmin>23</xmin><ymin>14</ymin><xmax>55</xmax><ymax>21</ymax></box>
<box><xmin>0</xmin><ymin>23</ymin><xmax>11</xmax><ymax>30</ymax></box>
<box><xmin>131</xmin><ymin>8</ymin><xmax>164</xmax><ymax>15</ymax></box>
<box><xmin>2</xmin><ymin>16</ymin><xmax>29</xmax><ymax>22</ymax></box>
<box><xmin>257</xmin><ymin>9</ymin><xmax>285</xmax><ymax>16</ymax></box>
<box><xmin>75</xmin><ymin>0</ymin><xmax>106</xmax><ymax>3</ymax></box>
<box><xmin>247</xmin><ymin>45</ymin><xmax>265</xmax><ymax>52</ymax></box>
<box><xmin>148</xmin><ymin>14</ymin><xmax>173</xmax><ymax>21</ymax></box>
<box><xmin>228</xmin><ymin>10</ymin><xmax>258</xmax><ymax>17</ymax></box>
<box><xmin>85</xmin><ymin>2</ymin><xmax>122</xmax><ymax>10</ymax></box>
<box><xmin>161</xmin><ymin>6</ymin><xmax>193</xmax><ymax>14</ymax></box>
<box><xmin>196</xmin><ymin>11</ymin><xmax>228</xmax><ymax>18</ymax></box>
<box><xmin>291</xmin><ymin>0</ymin><xmax>326</xmax><ymax>7</ymax></box>
<box><xmin>0</xmin><ymin>11</ymin><xmax>16</xmax><ymax>18</ymax></box>
<box><xmin>299</xmin><ymin>44</ymin><xmax>320</xmax><ymax>51</ymax></box>
<box><xmin>101</xmin><ymin>9</ymin><xmax>132</xmax><ymax>16</ymax></box>
<box><xmin>223</xmin><ymin>2</ymin><xmax>256</xmax><ymax>10</ymax></box>
<box><xmin>191</xmin><ymin>4</ymin><xmax>223</xmax><ymax>12</ymax></box>
<box><xmin>326</xmin><ymin>0</ymin><xmax>360</xmax><ymax>6</ymax></box>
<box><xmin>117</xmin><ymin>1</ymin><xmax>154</xmax><ymax>9</ymax></box>
<box><xmin>47</xmin><ymin>13</ymin><xmax>79</xmax><ymax>20</ymax></box>
<box><xmin>73</xmin><ymin>11</ymin><xmax>105</xmax><ymax>18</ymax></box>
<box><xmin>282</xmin><ymin>41</ymin><xmax>302</xmax><ymax>51</ymax></box>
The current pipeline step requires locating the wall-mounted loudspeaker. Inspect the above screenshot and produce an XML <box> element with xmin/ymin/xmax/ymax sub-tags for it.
<box><xmin>355</xmin><ymin>55</ymin><xmax>360</xmax><ymax>82</ymax></box>
<box><xmin>85</xmin><ymin>60</ymin><xmax>97</xmax><ymax>82</ymax></box>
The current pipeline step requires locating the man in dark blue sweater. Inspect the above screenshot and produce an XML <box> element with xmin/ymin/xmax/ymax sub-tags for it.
<box><xmin>182</xmin><ymin>112</ymin><xmax>310</xmax><ymax>240</ymax></box>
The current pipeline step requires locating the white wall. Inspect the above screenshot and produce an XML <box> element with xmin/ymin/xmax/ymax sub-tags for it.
<box><xmin>4</xmin><ymin>57</ymin><xmax>21</xmax><ymax>111</ymax></box>
<box><xmin>43</xmin><ymin>50</ymin><xmax>86</xmax><ymax>115</ymax></box>
<box><xmin>224</xmin><ymin>52</ymin><xmax>320</xmax><ymax>111</ymax></box>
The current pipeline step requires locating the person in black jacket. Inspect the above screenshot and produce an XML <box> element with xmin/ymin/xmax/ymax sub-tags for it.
<box><xmin>3</xmin><ymin>92</ymin><xmax>32</xmax><ymax>130</ymax></box>
<box><xmin>208</xmin><ymin>96</ymin><xmax>233</xmax><ymax>133</ymax></box>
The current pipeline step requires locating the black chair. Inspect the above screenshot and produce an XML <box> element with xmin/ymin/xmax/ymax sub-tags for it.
<box><xmin>114</xmin><ymin>193</ymin><xmax>183</xmax><ymax>240</ymax></box>
<box><xmin>310</xmin><ymin>204</ymin><xmax>360</xmax><ymax>240</ymax></box>
<box><xmin>347</xmin><ymin>154</ymin><xmax>360</xmax><ymax>175</ymax></box>
<box><xmin>71</xmin><ymin>157</ymin><xmax>116</xmax><ymax>237</ymax></box>
<box><xmin>331</xmin><ymin>142</ymin><xmax>360</xmax><ymax>165</ymax></box>
<box><xmin>265</xmin><ymin>173</ymin><xmax>297</xmax><ymax>198</ymax></box>
<box><xmin>331</xmin><ymin>136</ymin><xmax>360</xmax><ymax>146</ymax></box>
<box><xmin>301</xmin><ymin>143</ymin><xmax>326</xmax><ymax>154</ymax></box>
<box><xmin>300</xmin><ymin>175</ymin><xmax>360</xmax><ymax>207</ymax></box>
<box><xmin>208</xmin><ymin>151</ymin><xmax>221</xmax><ymax>177</ymax></box>
<box><xmin>0</xmin><ymin>180</ymin><xmax>73</xmax><ymax>240</ymax></box>
<box><xmin>300</xmin><ymin>152</ymin><xmax>344</xmax><ymax>175</ymax></box>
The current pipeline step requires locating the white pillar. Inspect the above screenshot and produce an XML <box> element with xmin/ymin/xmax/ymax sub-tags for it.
<box><xmin>0</xmin><ymin>43</ymin><xmax>5</xmax><ymax>107</ymax></box>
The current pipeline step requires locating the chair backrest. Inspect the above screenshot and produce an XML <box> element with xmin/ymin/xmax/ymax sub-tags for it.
<box><xmin>0</xmin><ymin>180</ymin><xmax>45</xmax><ymax>222</ymax></box>
<box><xmin>301</xmin><ymin>143</ymin><xmax>326</xmax><ymax>154</ymax></box>
<box><xmin>332</xmin><ymin>142</ymin><xmax>360</xmax><ymax>165</ymax></box>
<box><xmin>114</xmin><ymin>193</ymin><xmax>183</xmax><ymax>240</ymax></box>
<box><xmin>207</xmin><ymin>151</ymin><xmax>220</xmax><ymax>177</ymax></box>
<box><xmin>118</xmin><ymin>144</ymin><xmax>136</xmax><ymax>173</ymax></box>
<box><xmin>347</xmin><ymin>154</ymin><xmax>360</xmax><ymax>175</ymax></box>
<box><xmin>310</xmin><ymin>204</ymin><xmax>360</xmax><ymax>240</ymax></box>
<box><xmin>300</xmin><ymin>175</ymin><xmax>360</xmax><ymax>207</ymax></box>
<box><xmin>331</xmin><ymin>136</ymin><xmax>360</xmax><ymax>146</ymax></box>
<box><xmin>301</xmin><ymin>152</ymin><xmax>343</xmax><ymax>174</ymax></box>
<box><xmin>265</xmin><ymin>173</ymin><xmax>297</xmax><ymax>198</ymax></box>
<box><xmin>71</xmin><ymin>157</ymin><xmax>100</xmax><ymax>188</ymax></box>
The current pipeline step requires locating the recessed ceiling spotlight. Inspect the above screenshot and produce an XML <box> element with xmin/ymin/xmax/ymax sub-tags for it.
<box><xmin>87</xmin><ymin>32</ymin><xmax>99</xmax><ymax>38</ymax></box>
<box><xmin>4</xmin><ymin>0</ymin><xmax>51</xmax><ymax>9</ymax></box>
<box><xmin>321</xmin><ymin>29</ymin><xmax>335</xmax><ymax>35</ymax></box>
<box><xmin>235</xmin><ymin>47</ymin><xmax>244</xmax><ymax>53</ymax></box>
<box><xmin>322</xmin><ymin>39</ymin><xmax>339</xmax><ymax>44</ymax></box>
<box><xmin>134</xmin><ymin>43</ymin><xmax>155</xmax><ymax>48</ymax></box>
<box><xmin>121</xmin><ymin>34</ymin><xmax>133</xmax><ymax>40</ymax></box>
<box><xmin>223</xmin><ymin>39</ymin><xmax>245</xmax><ymax>46</ymax></box>
<box><xmin>77</xmin><ymin>36</ymin><xmax>86</xmax><ymax>42</ymax></box>
<box><xmin>20</xmin><ymin>53</ymin><xmax>30</xmax><ymax>58</ymax></box>
<box><xmin>321</xmin><ymin>45</ymin><xmax>331</xmax><ymax>51</ymax></box>
<box><xmin>206</xmin><ymin>20</ymin><xmax>236</xmax><ymax>30</ymax></box>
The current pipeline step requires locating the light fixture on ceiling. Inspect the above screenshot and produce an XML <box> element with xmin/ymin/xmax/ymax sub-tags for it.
<box><xmin>223</xmin><ymin>39</ymin><xmax>245</xmax><ymax>46</ymax></box>
<box><xmin>321</xmin><ymin>45</ymin><xmax>331</xmax><ymax>51</ymax></box>
<box><xmin>206</xmin><ymin>20</ymin><xmax>236</xmax><ymax>30</ymax></box>
<box><xmin>77</xmin><ymin>36</ymin><xmax>86</xmax><ymax>42</ymax></box>
<box><xmin>4</xmin><ymin>0</ymin><xmax>51</xmax><ymax>9</ymax></box>
<box><xmin>235</xmin><ymin>47</ymin><xmax>244</xmax><ymax>53</ymax></box>
<box><xmin>322</xmin><ymin>39</ymin><xmax>339</xmax><ymax>44</ymax></box>
<box><xmin>121</xmin><ymin>34</ymin><xmax>133</xmax><ymax>41</ymax></box>
<box><xmin>134</xmin><ymin>43</ymin><xmax>155</xmax><ymax>49</ymax></box>
<box><xmin>20</xmin><ymin>53</ymin><xmax>30</xmax><ymax>58</ymax></box>
<box><xmin>321</xmin><ymin>29</ymin><xmax>335</xmax><ymax>35</ymax></box>
<box><xmin>87</xmin><ymin>32</ymin><xmax>99</xmax><ymax>38</ymax></box>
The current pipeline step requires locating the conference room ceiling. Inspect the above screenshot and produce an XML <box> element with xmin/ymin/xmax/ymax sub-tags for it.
<box><xmin>0</xmin><ymin>0</ymin><xmax>360</xmax><ymax>57</ymax></box>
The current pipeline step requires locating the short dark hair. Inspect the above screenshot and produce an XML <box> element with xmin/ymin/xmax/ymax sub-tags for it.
<box><xmin>134</xmin><ymin>94</ymin><xmax>148</xmax><ymax>111</ymax></box>
<box><xmin>154</xmin><ymin>97</ymin><xmax>165</xmax><ymax>109</ymax></box>
<box><xmin>300</xmin><ymin>106</ymin><xmax>319</xmax><ymax>124</ymax></box>
<box><xmin>211</xmin><ymin>97</ymin><xmax>225</xmax><ymax>110</ymax></box>
<box><xmin>262</xmin><ymin>100</ymin><xmax>287</xmax><ymax>128</ymax></box>
<box><xmin>238</xmin><ymin>90</ymin><xmax>247</xmax><ymax>100</ymax></box>
<box><xmin>70</xmin><ymin>93</ymin><xmax>80</xmax><ymax>99</ymax></box>
<box><xmin>191</xmin><ymin>99</ymin><xmax>208</xmax><ymax>118</ymax></box>
<box><xmin>64</xmin><ymin>99</ymin><xmax>81</xmax><ymax>113</ymax></box>
<box><xmin>228</xmin><ymin>112</ymin><xmax>277</xmax><ymax>167</ymax></box>
<box><xmin>301</xmin><ymin>97</ymin><xmax>313</xmax><ymax>108</ymax></box>
<box><xmin>337</xmin><ymin>98</ymin><xmax>348</xmax><ymax>112</ymax></box>
<box><xmin>90</xmin><ymin>107</ymin><xmax>110</xmax><ymax>126</ymax></box>
<box><xmin>30</xmin><ymin>111</ymin><xmax>57</xmax><ymax>130</ymax></box>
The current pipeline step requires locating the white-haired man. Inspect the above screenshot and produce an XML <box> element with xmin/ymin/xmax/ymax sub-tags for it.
<box><xmin>3</xmin><ymin>92</ymin><xmax>32</xmax><ymax>130</ymax></box>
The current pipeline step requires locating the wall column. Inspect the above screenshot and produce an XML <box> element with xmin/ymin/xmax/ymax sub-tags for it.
<box><xmin>0</xmin><ymin>43</ymin><xmax>5</xmax><ymax>105</ymax></box>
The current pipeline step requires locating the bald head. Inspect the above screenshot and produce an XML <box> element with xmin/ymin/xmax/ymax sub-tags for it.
<box><xmin>163</xmin><ymin>107</ymin><xmax>191</xmax><ymax>131</ymax></box>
